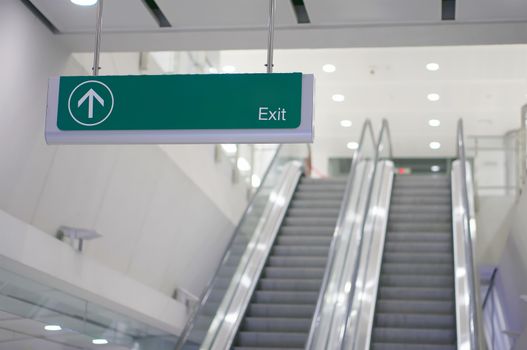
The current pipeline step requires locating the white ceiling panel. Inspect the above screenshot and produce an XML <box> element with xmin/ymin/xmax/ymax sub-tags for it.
<box><xmin>458</xmin><ymin>0</ymin><xmax>527</xmax><ymax>21</ymax></box>
<box><xmin>156</xmin><ymin>0</ymin><xmax>297</xmax><ymax>28</ymax></box>
<box><xmin>305</xmin><ymin>0</ymin><xmax>441</xmax><ymax>24</ymax></box>
<box><xmin>29</xmin><ymin>0</ymin><xmax>159</xmax><ymax>32</ymax></box>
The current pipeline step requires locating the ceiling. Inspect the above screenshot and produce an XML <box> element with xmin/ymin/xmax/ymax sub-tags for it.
<box><xmin>27</xmin><ymin>0</ymin><xmax>527</xmax><ymax>51</ymax></box>
<box><xmin>28</xmin><ymin>1</ymin><xmax>527</xmax><ymax>160</ymax></box>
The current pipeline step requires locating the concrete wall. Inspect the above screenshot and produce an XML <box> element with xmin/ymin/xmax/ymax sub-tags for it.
<box><xmin>0</xmin><ymin>0</ymin><xmax>246</xmax><ymax>315</ymax></box>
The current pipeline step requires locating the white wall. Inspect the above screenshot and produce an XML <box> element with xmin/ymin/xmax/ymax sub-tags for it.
<box><xmin>0</xmin><ymin>0</ymin><xmax>247</xmax><ymax>320</ymax></box>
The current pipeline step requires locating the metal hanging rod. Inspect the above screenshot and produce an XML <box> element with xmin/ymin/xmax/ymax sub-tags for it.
<box><xmin>93</xmin><ymin>0</ymin><xmax>104</xmax><ymax>76</ymax></box>
<box><xmin>266</xmin><ymin>0</ymin><xmax>276</xmax><ymax>73</ymax></box>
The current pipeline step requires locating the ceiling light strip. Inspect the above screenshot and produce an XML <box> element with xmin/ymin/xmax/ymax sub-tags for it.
<box><xmin>19</xmin><ymin>0</ymin><xmax>59</xmax><ymax>34</ymax></box>
<box><xmin>442</xmin><ymin>0</ymin><xmax>456</xmax><ymax>20</ymax></box>
<box><xmin>141</xmin><ymin>0</ymin><xmax>172</xmax><ymax>28</ymax></box>
<box><xmin>290</xmin><ymin>0</ymin><xmax>311</xmax><ymax>24</ymax></box>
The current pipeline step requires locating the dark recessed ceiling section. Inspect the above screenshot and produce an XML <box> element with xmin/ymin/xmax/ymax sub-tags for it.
<box><xmin>141</xmin><ymin>0</ymin><xmax>172</xmax><ymax>28</ymax></box>
<box><xmin>290</xmin><ymin>0</ymin><xmax>311</xmax><ymax>24</ymax></box>
<box><xmin>21</xmin><ymin>0</ymin><xmax>59</xmax><ymax>33</ymax></box>
<box><xmin>442</xmin><ymin>0</ymin><xmax>456</xmax><ymax>20</ymax></box>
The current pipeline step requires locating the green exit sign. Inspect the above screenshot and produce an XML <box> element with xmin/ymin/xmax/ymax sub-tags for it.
<box><xmin>45</xmin><ymin>73</ymin><xmax>314</xmax><ymax>144</ymax></box>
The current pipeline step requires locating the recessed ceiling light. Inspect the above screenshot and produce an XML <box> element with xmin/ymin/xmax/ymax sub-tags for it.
<box><xmin>427</xmin><ymin>93</ymin><xmax>440</xmax><ymax>102</ymax></box>
<box><xmin>332</xmin><ymin>94</ymin><xmax>345</xmax><ymax>102</ymax></box>
<box><xmin>340</xmin><ymin>120</ymin><xmax>352</xmax><ymax>128</ymax></box>
<box><xmin>237</xmin><ymin>157</ymin><xmax>251</xmax><ymax>172</ymax></box>
<box><xmin>251</xmin><ymin>174</ymin><xmax>261</xmax><ymax>188</ymax></box>
<box><xmin>221</xmin><ymin>144</ymin><xmax>237</xmax><ymax>155</ymax></box>
<box><xmin>431</xmin><ymin>165</ymin><xmax>441</xmax><ymax>172</ymax></box>
<box><xmin>347</xmin><ymin>142</ymin><xmax>359</xmax><ymax>150</ymax></box>
<box><xmin>426</xmin><ymin>63</ymin><xmax>440</xmax><ymax>71</ymax></box>
<box><xmin>222</xmin><ymin>65</ymin><xmax>236</xmax><ymax>73</ymax></box>
<box><xmin>429</xmin><ymin>141</ymin><xmax>441</xmax><ymax>150</ymax></box>
<box><xmin>322</xmin><ymin>64</ymin><xmax>336</xmax><ymax>73</ymax></box>
<box><xmin>44</xmin><ymin>325</ymin><xmax>62</xmax><ymax>331</ymax></box>
<box><xmin>428</xmin><ymin>119</ymin><xmax>441</xmax><ymax>127</ymax></box>
<box><xmin>92</xmin><ymin>339</ymin><xmax>109</xmax><ymax>345</ymax></box>
<box><xmin>70</xmin><ymin>0</ymin><xmax>98</xmax><ymax>5</ymax></box>
<box><xmin>208</xmin><ymin>67</ymin><xmax>218</xmax><ymax>73</ymax></box>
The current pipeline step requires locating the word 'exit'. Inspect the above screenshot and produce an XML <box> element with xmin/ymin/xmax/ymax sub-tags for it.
<box><xmin>258</xmin><ymin>107</ymin><xmax>287</xmax><ymax>121</ymax></box>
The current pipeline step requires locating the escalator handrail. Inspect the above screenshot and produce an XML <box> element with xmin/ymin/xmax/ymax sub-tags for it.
<box><xmin>456</xmin><ymin>119</ymin><xmax>482</xmax><ymax>350</ymax></box>
<box><xmin>379</xmin><ymin>119</ymin><xmax>393</xmax><ymax>160</ymax></box>
<box><xmin>305</xmin><ymin>119</ymin><xmax>376</xmax><ymax>349</ymax></box>
<box><xmin>339</xmin><ymin>118</ymin><xmax>394</xmax><ymax>349</ymax></box>
<box><xmin>174</xmin><ymin>144</ymin><xmax>285</xmax><ymax>350</ymax></box>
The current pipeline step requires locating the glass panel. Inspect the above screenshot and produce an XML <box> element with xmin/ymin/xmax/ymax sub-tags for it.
<box><xmin>0</xmin><ymin>267</ymin><xmax>176</xmax><ymax>349</ymax></box>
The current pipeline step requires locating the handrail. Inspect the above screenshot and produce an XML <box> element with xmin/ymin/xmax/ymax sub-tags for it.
<box><xmin>174</xmin><ymin>144</ymin><xmax>285</xmax><ymax>350</ymax></box>
<box><xmin>456</xmin><ymin>119</ymin><xmax>483</xmax><ymax>350</ymax></box>
<box><xmin>340</xmin><ymin>118</ymin><xmax>394</xmax><ymax>350</ymax></box>
<box><xmin>305</xmin><ymin>119</ymin><xmax>375</xmax><ymax>349</ymax></box>
<box><xmin>378</xmin><ymin>119</ymin><xmax>393</xmax><ymax>160</ymax></box>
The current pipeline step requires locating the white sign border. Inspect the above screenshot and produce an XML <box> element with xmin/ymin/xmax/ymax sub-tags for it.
<box><xmin>45</xmin><ymin>75</ymin><xmax>314</xmax><ymax>144</ymax></box>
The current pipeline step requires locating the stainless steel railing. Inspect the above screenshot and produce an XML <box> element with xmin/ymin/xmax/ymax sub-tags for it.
<box><xmin>341</xmin><ymin>119</ymin><xmax>395</xmax><ymax>350</ymax></box>
<box><xmin>455</xmin><ymin>119</ymin><xmax>485</xmax><ymax>350</ymax></box>
<box><xmin>306</xmin><ymin>119</ymin><xmax>389</xmax><ymax>350</ymax></box>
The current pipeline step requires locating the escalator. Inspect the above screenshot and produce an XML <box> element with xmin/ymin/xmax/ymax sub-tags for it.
<box><xmin>345</xmin><ymin>119</ymin><xmax>485</xmax><ymax>350</ymax></box>
<box><xmin>233</xmin><ymin>177</ymin><xmax>347</xmax><ymax>349</ymax></box>
<box><xmin>176</xmin><ymin>123</ymin><xmax>378</xmax><ymax>350</ymax></box>
<box><xmin>370</xmin><ymin>174</ymin><xmax>456</xmax><ymax>350</ymax></box>
<box><xmin>176</xmin><ymin>120</ymin><xmax>484</xmax><ymax>350</ymax></box>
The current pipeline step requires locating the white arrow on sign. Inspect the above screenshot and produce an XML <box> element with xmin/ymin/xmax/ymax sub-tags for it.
<box><xmin>77</xmin><ymin>88</ymin><xmax>104</xmax><ymax>119</ymax></box>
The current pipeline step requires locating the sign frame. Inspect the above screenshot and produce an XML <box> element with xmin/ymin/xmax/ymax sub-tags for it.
<box><xmin>45</xmin><ymin>74</ymin><xmax>314</xmax><ymax>144</ymax></box>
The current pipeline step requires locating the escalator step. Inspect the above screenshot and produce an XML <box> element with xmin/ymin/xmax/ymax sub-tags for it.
<box><xmin>279</xmin><ymin>226</ymin><xmax>334</xmax><ymax>236</ymax></box>
<box><xmin>246</xmin><ymin>304</ymin><xmax>315</xmax><ymax>318</ymax></box>
<box><xmin>371</xmin><ymin>342</ymin><xmax>456</xmax><ymax>350</ymax></box>
<box><xmin>237</xmin><ymin>331</ymin><xmax>307</xmax><ymax>347</ymax></box>
<box><xmin>253</xmin><ymin>291</ymin><xmax>318</xmax><ymax>305</ymax></box>
<box><xmin>258</xmin><ymin>278</ymin><xmax>322</xmax><ymax>291</ymax></box>
<box><xmin>372</xmin><ymin>327</ymin><xmax>456</xmax><ymax>345</ymax></box>
<box><xmin>374</xmin><ymin>313</ymin><xmax>455</xmax><ymax>329</ymax></box>
<box><xmin>375</xmin><ymin>299</ymin><xmax>454</xmax><ymax>314</ymax></box>
<box><xmin>378</xmin><ymin>286</ymin><xmax>454</xmax><ymax>301</ymax></box>
<box><xmin>383</xmin><ymin>252</ymin><xmax>453</xmax><ymax>264</ymax></box>
<box><xmin>277</xmin><ymin>235</ymin><xmax>333</xmax><ymax>246</ymax></box>
<box><xmin>381</xmin><ymin>263</ymin><xmax>452</xmax><ymax>275</ymax></box>
<box><xmin>385</xmin><ymin>232</ymin><xmax>451</xmax><ymax>243</ymax></box>
<box><xmin>380</xmin><ymin>274</ymin><xmax>454</xmax><ymax>288</ymax></box>
<box><xmin>263</xmin><ymin>267</ymin><xmax>325</xmax><ymax>279</ymax></box>
<box><xmin>268</xmin><ymin>256</ymin><xmax>327</xmax><ymax>268</ymax></box>
<box><xmin>272</xmin><ymin>246</ymin><xmax>329</xmax><ymax>257</ymax></box>
<box><xmin>241</xmin><ymin>317</ymin><xmax>311</xmax><ymax>332</ymax></box>
<box><xmin>383</xmin><ymin>241</ymin><xmax>452</xmax><ymax>254</ymax></box>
